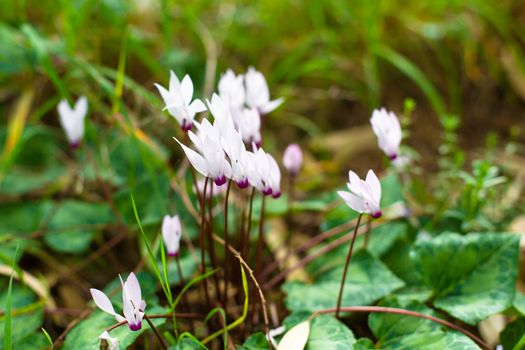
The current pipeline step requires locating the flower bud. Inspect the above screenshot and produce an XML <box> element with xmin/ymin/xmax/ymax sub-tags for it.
<box><xmin>282</xmin><ymin>144</ymin><xmax>303</xmax><ymax>176</ymax></box>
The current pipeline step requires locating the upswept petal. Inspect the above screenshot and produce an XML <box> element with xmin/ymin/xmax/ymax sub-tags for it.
<box><xmin>365</xmin><ymin>169</ymin><xmax>381</xmax><ymax>203</ymax></box>
<box><xmin>174</xmin><ymin>137</ymin><xmax>208</xmax><ymax>177</ymax></box>
<box><xmin>260</xmin><ymin>97</ymin><xmax>284</xmax><ymax>115</ymax></box>
<box><xmin>337</xmin><ymin>190</ymin><xmax>366</xmax><ymax>213</ymax></box>
<box><xmin>75</xmin><ymin>96</ymin><xmax>88</xmax><ymax>120</ymax></box>
<box><xmin>180</xmin><ymin>75</ymin><xmax>194</xmax><ymax>105</ymax></box>
<box><xmin>90</xmin><ymin>288</ymin><xmax>117</xmax><ymax>317</ymax></box>
<box><xmin>188</xmin><ymin>99</ymin><xmax>207</xmax><ymax>115</ymax></box>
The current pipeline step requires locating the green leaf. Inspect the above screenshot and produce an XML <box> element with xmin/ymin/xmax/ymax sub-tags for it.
<box><xmin>352</xmin><ymin>338</ymin><xmax>375</xmax><ymax>350</ymax></box>
<box><xmin>44</xmin><ymin>200</ymin><xmax>114</xmax><ymax>254</ymax></box>
<box><xmin>500</xmin><ymin>318</ymin><xmax>525</xmax><ymax>350</ymax></box>
<box><xmin>0</xmin><ymin>282</ymin><xmax>44</xmax><ymax>348</ymax></box>
<box><xmin>283</xmin><ymin>251</ymin><xmax>404</xmax><ymax>312</ymax></box>
<box><xmin>411</xmin><ymin>232</ymin><xmax>520</xmax><ymax>324</ymax></box>
<box><xmin>368</xmin><ymin>298</ymin><xmax>480</xmax><ymax>349</ymax></box>
<box><xmin>306</xmin><ymin>315</ymin><xmax>355</xmax><ymax>350</ymax></box>
<box><xmin>514</xmin><ymin>291</ymin><xmax>525</xmax><ymax>316</ymax></box>
<box><xmin>239</xmin><ymin>332</ymin><xmax>270</xmax><ymax>350</ymax></box>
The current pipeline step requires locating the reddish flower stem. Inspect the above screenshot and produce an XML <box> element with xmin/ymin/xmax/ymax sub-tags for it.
<box><xmin>222</xmin><ymin>180</ymin><xmax>232</xmax><ymax>314</ymax></box>
<box><xmin>144</xmin><ymin>315</ymin><xmax>168</xmax><ymax>349</ymax></box>
<box><xmin>335</xmin><ymin>214</ymin><xmax>362</xmax><ymax>318</ymax></box>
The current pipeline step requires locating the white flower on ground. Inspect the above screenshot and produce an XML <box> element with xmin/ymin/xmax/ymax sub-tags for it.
<box><xmin>282</xmin><ymin>144</ymin><xmax>303</xmax><ymax>176</ymax></box>
<box><xmin>162</xmin><ymin>215</ymin><xmax>182</xmax><ymax>257</ymax></box>
<box><xmin>370</xmin><ymin>108</ymin><xmax>402</xmax><ymax>160</ymax></box>
<box><xmin>218</xmin><ymin>69</ymin><xmax>245</xmax><ymax>110</ymax></box>
<box><xmin>245</xmin><ymin>67</ymin><xmax>284</xmax><ymax>115</ymax></box>
<box><xmin>337</xmin><ymin>169</ymin><xmax>382</xmax><ymax>218</ymax></box>
<box><xmin>90</xmin><ymin>272</ymin><xmax>146</xmax><ymax>331</ymax></box>
<box><xmin>57</xmin><ymin>96</ymin><xmax>88</xmax><ymax>148</ymax></box>
<box><xmin>154</xmin><ymin>71</ymin><xmax>206</xmax><ymax>132</ymax></box>
<box><xmin>99</xmin><ymin>331</ymin><xmax>119</xmax><ymax>350</ymax></box>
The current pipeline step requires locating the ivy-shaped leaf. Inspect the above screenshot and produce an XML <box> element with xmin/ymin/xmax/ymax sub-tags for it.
<box><xmin>284</xmin><ymin>251</ymin><xmax>404</xmax><ymax>312</ymax></box>
<box><xmin>44</xmin><ymin>200</ymin><xmax>114</xmax><ymax>254</ymax></box>
<box><xmin>411</xmin><ymin>233</ymin><xmax>519</xmax><ymax>324</ymax></box>
<box><xmin>368</xmin><ymin>298</ymin><xmax>480</xmax><ymax>349</ymax></box>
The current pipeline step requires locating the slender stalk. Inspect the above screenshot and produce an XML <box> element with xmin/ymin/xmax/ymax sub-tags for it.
<box><xmin>314</xmin><ymin>306</ymin><xmax>490</xmax><ymax>350</ymax></box>
<box><xmin>223</xmin><ymin>180</ymin><xmax>232</xmax><ymax>313</ymax></box>
<box><xmin>206</xmin><ymin>182</ymin><xmax>222</xmax><ymax>303</ymax></box>
<box><xmin>200</xmin><ymin>178</ymin><xmax>211</xmax><ymax>309</ymax></box>
<box><xmin>335</xmin><ymin>214</ymin><xmax>362</xmax><ymax>318</ymax></box>
<box><xmin>144</xmin><ymin>315</ymin><xmax>168</xmax><ymax>350</ymax></box>
<box><xmin>243</xmin><ymin>188</ymin><xmax>256</xmax><ymax>259</ymax></box>
<box><xmin>363</xmin><ymin>216</ymin><xmax>372</xmax><ymax>249</ymax></box>
<box><xmin>254</xmin><ymin>194</ymin><xmax>266</xmax><ymax>278</ymax></box>
<box><xmin>264</xmin><ymin>219</ymin><xmax>368</xmax><ymax>290</ymax></box>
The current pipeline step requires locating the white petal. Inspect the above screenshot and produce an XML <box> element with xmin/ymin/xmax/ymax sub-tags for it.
<box><xmin>174</xmin><ymin>137</ymin><xmax>208</xmax><ymax>177</ymax></box>
<box><xmin>260</xmin><ymin>97</ymin><xmax>284</xmax><ymax>115</ymax></box>
<box><xmin>90</xmin><ymin>288</ymin><xmax>117</xmax><ymax>316</ymax></box>
<box><xmin>365</xmin><ymin>170</ymin><xmax>381</xmax><ymax>204</ymax></box>
<box><xmin>169</xmin><ymin>70</ymin><xmax>181</xmax><ymax>93</ymax></box>
<box><xmin>154</xmin><ymin>83</ymin><xmax>172</xmax><ymax>106</ymax></box>
<box><xmin>277</xmin><ymin>320</ymin><xmax>310</xmax><ymax>350</ymax></box>
<box><xmin>124</xmin><ymin>273</ymin><xmax>142</xmax><ymax>307</ymax></box>
<box><xmin>189</xmin><ymin>99</ymin><xmax>207</xmax><ymax>114</ymax></box>
<box><xmin>75</xmin><ymin>96</ymin><xmax>88</xmax><ymax>119</ymax></box>
<box><xmin>180</xmin><ymin>75</ymin><xmax>194</xmax><ymax>105</ymax></box>
<box><xmin>338</xmin><ymin>191</ymin><xmax>366</xmax><ymax>213</ymax></box>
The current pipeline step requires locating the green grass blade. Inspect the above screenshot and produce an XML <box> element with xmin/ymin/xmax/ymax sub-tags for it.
<box><xmin>374</xmin><ymin>44</ymin><xmax>446</xmax><ymax>116</ymax></box>
<box><xmin>41</xmin><ymin>328</ymin><xmax>53</xmax><ymax>349</ymax></box>
<box><xmin>172</xmin><ymin>269</ymin><xmax>217</xmax><ymax>309</ymax></box>
<box><xmin>130</xmin><ymin>194</ymin><xmax>172</xmax><ymax>304</ymax></box>
<box><xmin>201</xmin><ymin>265</ymin><xmax>248</xmax><ymax>344</ymax></box>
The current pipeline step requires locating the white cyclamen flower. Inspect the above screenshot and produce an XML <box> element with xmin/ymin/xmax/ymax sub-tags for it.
<box><xmin>234</xmin><ymin>107</ymin><xmax>262</xmax><ymax>147</ymax></box>
<box><xmin>370</xmin><ymin>108</ymin><xmax>402</xmax><ymax>160</ymax></box>
<box><xmin>90</xmin><ymin>272</ymin><xmax>146</xmax><ymax>331</ymax></box>
<box><xmin>337</xmin><ymin>170</ymin><xmax>382</xmax><ymax>218</ymax></box>
<box><xmin>174</xmin><ymin>123</ymin><xmax>232</xmax><ymax>186</ymax></box>
<box><xmin>247</xmin><ymin>147</ymin><xmax>281</xmax><ymax>198</ymax></box>
<box><xmin>154</xmin><ymin>71</ymin><xmax>206</xmax><ymax>132</ymax></box>
<box><xmin>218</xmin><ymin>69</ymin><xmax>245</xmax><ymax>110</ymax></box>
<box><xmin>245</xmin><ymin>67</ymin><xmax>284</xmax><ymax>115</ymax></box>
<box><xmin>57</xmin><ymin>96</ymin><xmax>88</xmax><ymax>148</ymax></box>
<box><xmin>162</xmin><ymin>215</ymin><xmax>182</xmax><ymax>257</ymax></box>
<box><xmin>282</xmin><ymin>143</ymin><xmax>303</xmax><ymax>176</ymax></box>
<box><xmin>99</xmin><ymin>331</ymin><xmax>119</xmax><ymax>350</ymax></box>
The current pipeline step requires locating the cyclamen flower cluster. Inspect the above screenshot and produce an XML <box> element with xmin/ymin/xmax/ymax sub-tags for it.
<box><xmin>160</xmin><ymin>68</ymin><xmax>283</xmax><ymax>198</ymax></box>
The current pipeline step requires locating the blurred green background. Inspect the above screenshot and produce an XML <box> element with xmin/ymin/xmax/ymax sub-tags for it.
<box><xmin>1</xmin><ymin>0</ymin><xmax>525</xmax><ymax>149</ymax></box>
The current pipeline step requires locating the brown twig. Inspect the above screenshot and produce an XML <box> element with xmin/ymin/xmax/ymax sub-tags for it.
<box><xmin>211</xmin><ymin>233</ymin><xmax>271</xmax><ymax>342</ymax></box>
<box><xmin>145</xmin><ymin>314</ymin><xmax>168</xmax><ymax>349</ymax></box>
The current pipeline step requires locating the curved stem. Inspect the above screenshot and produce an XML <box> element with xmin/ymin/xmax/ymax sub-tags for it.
<box><xmin>335</xmin><ymin>214</ymin><xmax>362</xmax><ymax>318</ymax></box>
<box><xmin>264</xmin><ymin>220</ymin><xmax>368</xmax><ymax>290</ymax></box>
<box><xmin>313</xmin><ymin>306</ymin><xmax>490</xmax><ymax>350</ymax></box>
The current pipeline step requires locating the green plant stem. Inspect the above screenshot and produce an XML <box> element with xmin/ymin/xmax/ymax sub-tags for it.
<box><xmin>335</xmin><ymin>213</ymin><xmax>362</xmax><ymax>318</ymax></box>
<box><xmin>144</xmin><ymin>315</ymin><xmax>167</xmax><ymax>350</ymax></box>
<box><xmin>314</xmin><ymin>306</ymin><xmax>490</xmax><ymax>350</ymax></box>
<box><xmin>223</xmin><ymin>180</ymin><xmax>232</xmax><ymax>314</ymax></box>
